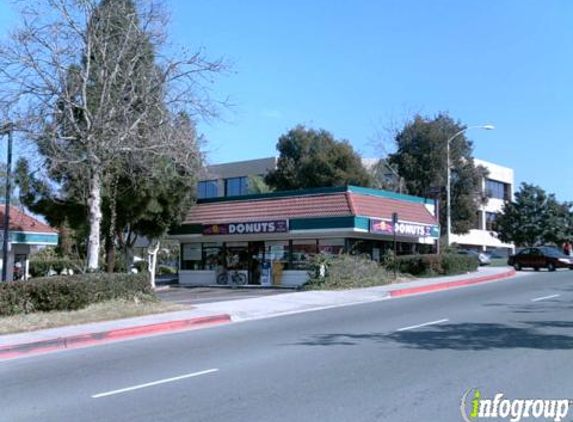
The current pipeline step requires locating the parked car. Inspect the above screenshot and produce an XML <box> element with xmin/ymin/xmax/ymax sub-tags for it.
<box><xmin>484</xmin><ymin>250</ymin><xmax>508</xmax><ymax>260</ymax></box>
<box><xmin>507</xmin><ymin>247</ymin><xmax>573</xmax><ymax>271</ymax></box>
<box><xmin>457</xmin><ymin>248</ymin><xmax>491</xmax><ymax>266</ymax></box>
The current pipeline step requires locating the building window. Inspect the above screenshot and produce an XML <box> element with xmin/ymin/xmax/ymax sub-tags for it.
<box><xmin>474</xmin><ymin>211</ymin><xmax>484</xmax><ymax>230</ymax></box>
<box><xmin>197</xmin><ymin>180</ymin><xmax>218</xmax><ymax>199</ymax></box>
<box><xmin>224</xmin><ymin>242</ymin><xmax>249</xmax><ymax>270</ymax></box>
<box><xmin>225</xmin><ymin>177</ymin><xmax>248</xmax><ymax>196</ymax></box>
<box><xmin>485</xmin><ymin>179</ymin><xmax>510</xmax><ymax>201</ymax></box>
<box><xmin>181</xmin><ymin>244</ymin><xmax>202</xmax><ymax>270</ymax></box>
<box><xmin>485</xmin><ymin>212</ymin><xmax>498</xmax><ymax>231</ymax></box>
<box><xmin>318</xmin><ymin>238</ymin><xmax>345</xmax><ymax>256</ymax></box>
<box><xmin>291</xmin><ymin>240</ymin><xmax>318</xmax><ymax>270</ymax></box>
<box><xmin>347</xmin><ymin>239</ymin><xmax>373</xmax><ymax>257</ymax></box>
<box><xmin>203</xmin><ymin>242</ymin><xmax>223</xmax><ymax>271</ymax></box>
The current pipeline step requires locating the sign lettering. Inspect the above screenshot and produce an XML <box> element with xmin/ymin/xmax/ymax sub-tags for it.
<box><xmin>203</xmin><ymin>220</ymin><xmax>288</xmax><ymax>236</ymax></box>
<box><xmin>370</xmin><ymin>219</ymin><xmax>438</xmax><ymax>238</ymax></box>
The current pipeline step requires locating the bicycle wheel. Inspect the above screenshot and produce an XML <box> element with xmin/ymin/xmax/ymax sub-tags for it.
<box><xmin>234</xmin><ymin>272</ymin><xmax>247</xmax><ymax>285</ymax></box>
<box><xmin>216</xmin><ymin>273</ymin><xmax>228</xmax><ymax>285</ymax></box>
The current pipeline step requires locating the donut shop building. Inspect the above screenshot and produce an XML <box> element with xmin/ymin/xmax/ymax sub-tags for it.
<box><xmin>169</xmin><ymin>186</ymin><xmax>440</xmax><ymax>287</ymax></box>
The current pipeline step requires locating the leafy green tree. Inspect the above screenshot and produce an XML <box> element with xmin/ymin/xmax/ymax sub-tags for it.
<box><xmin>265</xmin><ymin>125</ymin><xmax>370</xmax><ymax>190</ymax></box>
<box><xmin>388</xmin><ymin>114</ymin><xmax>488</xmax><ymax>235</ymax></box>
<box><xmin>0</xmin><ymin>163</ymin><xmax>20</xmax><ymax>207</ymax></box>
<box><xmin>1</xmin><ymin>0</ymin><xmax>225</xmax><ymax>271</ymax></box>
<box><xmin>16</xmin><ymin>159</ymin><xmax>88</xmax><ymax>259</ymax></box>
<box><xmin>367</xmin><ymin>159</ymin><xmax>404</xmax><ymax>193</ymax></box>
<box><xmin>17</xmin><ymin>112</ymin><xmax>202</xmax><ymax>275</ymax></box>
<box><xmin>247</xmin><ymin>175</ymin><xmax>272</xmax><ymax>194</ymax></box>
<box><xmin>496</xmin><ymin>183</ymin><xmax>573</xmax><ymax>247</ymax></box>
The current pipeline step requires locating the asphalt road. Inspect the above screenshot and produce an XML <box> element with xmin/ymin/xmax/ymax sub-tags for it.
<box><xmin>2</xmin><ymin>270</ymin><xmax>573</xmax><ymax>422</ymax></box>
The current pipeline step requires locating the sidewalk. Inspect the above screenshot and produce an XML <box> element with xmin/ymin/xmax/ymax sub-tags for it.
<box><xmin>0</xmin><ymin>266</ymin><xmax>518</xmax><ymax>359</ymax></box>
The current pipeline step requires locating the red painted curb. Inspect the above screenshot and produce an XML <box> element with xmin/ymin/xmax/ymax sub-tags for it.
<box><xmin>0</xmin><ymin>314</ymin><xmax>231</xmax><ymax>360</ymax></box>
<box><xmin>389</xmin><ymin>270</ymin><xmax>517</xmax><ymax>298</ymax></box>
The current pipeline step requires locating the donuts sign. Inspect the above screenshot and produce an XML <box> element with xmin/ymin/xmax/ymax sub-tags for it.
<box><xmin>203</xmin><ymin>220</ymin><xmax>289</xmax><ymax>235</ymax></box>
<box><xmin>370</xmin><ymin>219</ymin><xmax>437</xmax><ymax>238</ymax></box>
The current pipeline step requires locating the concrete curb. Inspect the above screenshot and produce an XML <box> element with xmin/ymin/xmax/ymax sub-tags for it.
<box><xmin>389</xmin><ymin>269</ymin><xmax>517</xmax><ymax>297</ymax></box>
<box><xmin>0</xmin><ymin>314</ymin><xmax>231</xmax><ymax>360</ymax></box>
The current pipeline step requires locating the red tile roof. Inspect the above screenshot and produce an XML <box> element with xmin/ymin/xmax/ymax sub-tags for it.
<box><xmin>348</xmin><ymin>193</ymin><xmax>437</xmax><ymax>225</ymax></box>
<box><xmin>0</xmin><ymin>205</ymin><xmax>58</xmax><ymax>233</ymax></box>
<box><xmin>184</xmin><ymin>192</ymin><xmax>438</xmax><ymax>226</ymax></box>
<box><xmin>184</xmin><ymin>193</ymin><xmax>353</xmax><ymax>224</ymax></box>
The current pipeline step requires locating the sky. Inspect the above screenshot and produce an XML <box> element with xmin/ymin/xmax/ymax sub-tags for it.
<box><xmin>1</xmin><ymin>0</ymin><xmax>572</xmax><ymax>200</ymax></box>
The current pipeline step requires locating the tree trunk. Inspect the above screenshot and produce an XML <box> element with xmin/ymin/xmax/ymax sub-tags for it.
<box><xmin>57</xmin><ymin>221</ymin><xmax>72</xmax><ymax>257</ymax></box>
<box><xmin>106</xmin><ymin>174</ymin><xmax>118</xmax><ymax>273</ymax></box>
<box><xmin>124</xmin><ymin>246</ymin><xmax>134</xmax><ymax>273</ymax></box>
<box><xmin>105</xmin><ymin>234</ymin><xmax>115</xmax><ymax>273</ymax></box>
<box><xmin>148</xmin><ymin>239</ymin><xmax>159</xmax><ymax>289</ymax></box>
<box><xmin>86</xmin><ymin>169</ymin><xmax>102</xmax><ymax>271</ymax></box>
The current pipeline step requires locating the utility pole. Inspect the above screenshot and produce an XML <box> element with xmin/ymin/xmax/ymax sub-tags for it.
<box><xmin>1</xmin><ymin>123</ymin><xmax>12</xmax><ymax>282</ymax></box>
<box><xmin>392</xmin><ymin>212</ymin><xmax>398</xmax><ymax>279</ymax></box>
<box><xmin>444</xmin><ymin>125</ymin><xmax>495</xmax><ymax>247</ymax></box>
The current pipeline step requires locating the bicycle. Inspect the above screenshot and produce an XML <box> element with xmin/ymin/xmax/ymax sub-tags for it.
<box><xmin>216</xmin><ymin>270</ymin><xmax>247</xmax><ymax>286</ymax></box>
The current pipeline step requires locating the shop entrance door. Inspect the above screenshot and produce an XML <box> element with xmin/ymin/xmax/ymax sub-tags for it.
<box><xmin>248</xmin><ymin>242</ymin><xmax>265</xmax><ymax>285</ymax></box>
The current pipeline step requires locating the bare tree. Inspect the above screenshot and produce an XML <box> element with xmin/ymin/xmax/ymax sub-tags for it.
<box><xmin>0</xmin><ymin>0</ymin><xmax>227</xmax><ymax>270</ymax></box>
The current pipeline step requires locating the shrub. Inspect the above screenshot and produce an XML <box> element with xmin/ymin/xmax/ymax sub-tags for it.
<box><xmin>134</xmin><ymin>260</ymin><xmax>149</xmax><ymax>273</ymax></box>
<box><xmin>304</xmin><ymin>254</ymin><xmax>392</xmax><ymax>290</ymax></box>
<box><xmin>390</xmin><ymin>253</ymin><xmax>478</xmax><ymax>276</ymax></box>
<box><xmin>0</xmin><ymin>273</ymin><xmax>152</xmax><ymax>316</ymax></box>
<box><xmin>157</xmin><ymin>265</ymin><xmax>177</xmax><ymax>275</ymax></box>
<box><xmin>29</xmin><ymin>259</ymin><xmax>85</xmax><ymax>278</ymax></box>
<box><xmin>439</xmin><ymin>254</ymin><xmax>479</xmax><ymax>275</ymax></box>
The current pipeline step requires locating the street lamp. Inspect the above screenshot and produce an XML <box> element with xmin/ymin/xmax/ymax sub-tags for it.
<box><xmin>0</xmin><ymin>123</ymin><xmax>13</xmax><ymax>282</ymax></box>
<box><xmin>445</xmin><ymin>124</ymin><xmax>495</xmax><ymax>247</ymax></box>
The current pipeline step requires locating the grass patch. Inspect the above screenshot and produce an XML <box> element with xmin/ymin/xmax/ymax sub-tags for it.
<box><xmin>0</xmin><ymin>297</ymin><xmax>188</xmax><ymax>335</ymax></box>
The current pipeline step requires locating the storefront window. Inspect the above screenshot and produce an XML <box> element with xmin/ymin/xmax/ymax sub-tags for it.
<box><xmin>347</xmin><ymin>239</ymin><xmax>373</xmax><ymax>258</ymax></box>
<box><xmin>265</xmin><ymin>241</ymin><xmax>289</xmax><ymax>284</ymax></box>
<box><xmin>203</xmin><ymin>242</ymin><xmax>223</xmax><ymax>270</ymax></box>
<box><xmin>224</xmin><ymin>242</ymin><xmax>249</xmax><ymax>270</ymax></box>
<box><xmin>318</xmin><ymin>238</ymin><xmax>345</xmax><ymax>257</ymax></box>
<box><xmin>291</xmin><ymin>239</ymin><xmax>318</xmax><ymax>270</ymax></box>
<box><xmin>266</xmin><ymin>241</ymin><xmax>289</xmax><ymax>265</ymax></box>
<box><xmin>181</xmin><ymin>243</ymin><xmax>202</xmax><ymax>270</ymax></box>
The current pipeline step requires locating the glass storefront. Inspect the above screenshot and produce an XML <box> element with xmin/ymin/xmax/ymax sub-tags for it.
<box><xmin>224</xmin><ymin>242</ymin><xmax>249</xmax><ymax>270</ymax></box>
<box><xmin>319</xmin><ymin>238</ymin><xmax>345</xmax><ymax>257</ymax></box>
<box><xmin>291</xmin><ymin>240</ymin><xmax>318</xmax><ymax>270</ymax></box>
<box><xmin>180</xmin><ymin>237</ymin><xmax>432</xmax><ymax>283</ymax></box>
<box><xmin>203</xmin><ymin>242</ymin><xmax>223</xmax><ymax>270</ymax></box>
<box><xmin>181</xmin><ymin>244</ymin><xmax>202</xmax><ymax>270</ymax></box>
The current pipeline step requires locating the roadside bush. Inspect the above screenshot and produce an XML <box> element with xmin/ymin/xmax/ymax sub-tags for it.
<box><xmin>304</xmin><ymin>254</ymin><xmax>392</xmax><ymax>290</ymax></box>
<box><xmin>157</xmin><ymin>265</ymin><xmax>177</xmax><ymax>275</ymax></box>
<box><xmin>390</xmin><ymin>253</ymin><xmax>478</xmax><ymax>276</ymax></box>
<box><xmin>439</xmin><ymin>254</ymin><xmax>479</xmax><ymax>275</ymax></box>
<box><xmin>29</xmin><ymin>259</ymin><xmax>85</xmax><ymax>278</ymax></box>
<box><xmin>0</xmin><ymin>273</ymin><xmax>152</xmax><ymax>316</ymax></box>
<box><xmin>134</xmin><ymin>260</ymin><xmax>149</xmax><ymax>273</ymax></box>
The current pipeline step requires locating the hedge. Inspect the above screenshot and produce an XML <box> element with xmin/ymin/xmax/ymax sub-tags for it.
<box><xmin>29</xmin><ymin>259</ymin><xmax>85</xmax><ymax>278</ymax></box>
<box><xmin>389</xmin><ymin>253</ymin><xmax>478</xmax><ymax>276</ymax></box>
<box><xmin>0</xmin><ymin>273</ymin><xmax>152</xmax><ymax>316</ymax></box>
<box><xmin>304</xmin><ymin>254</ymin><xmax>393</xmax><ymax>290</ymax></box>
